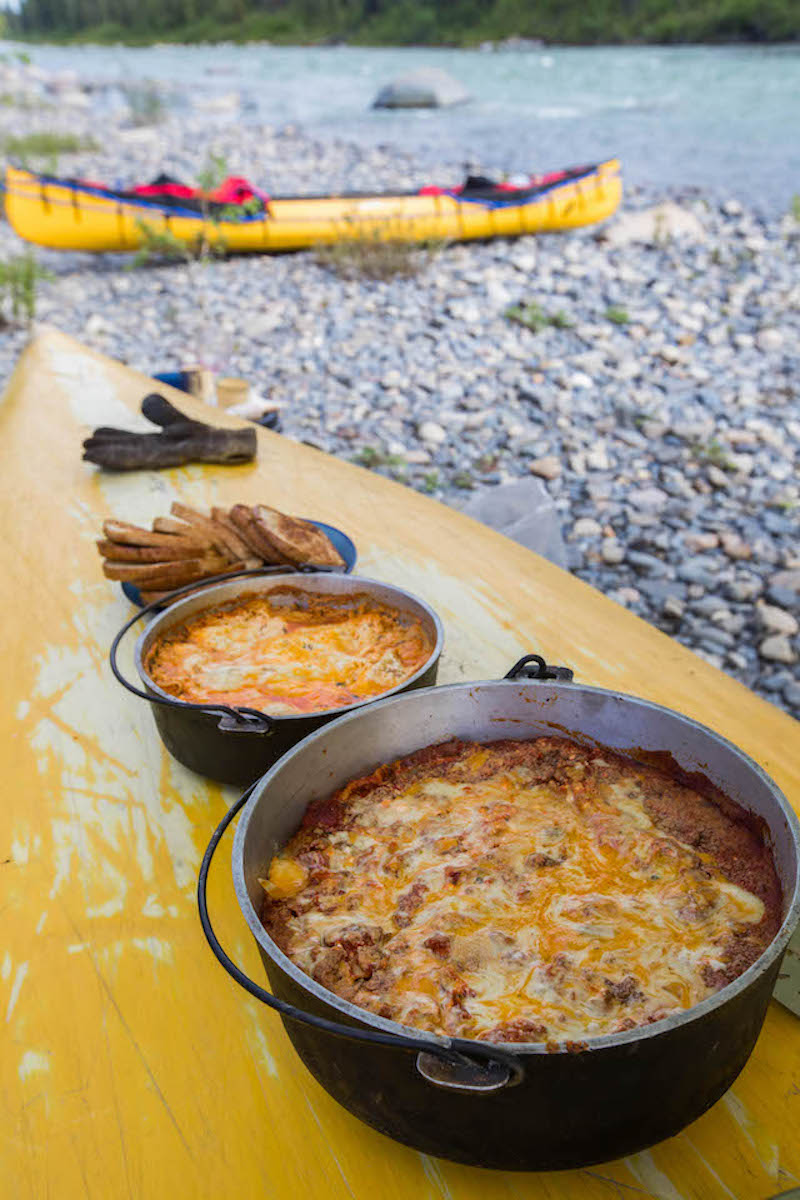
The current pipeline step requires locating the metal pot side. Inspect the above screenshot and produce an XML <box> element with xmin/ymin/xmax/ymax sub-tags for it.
<box><xmin>232</xmin><ymin>679</ymin><xmax>800</xmax><ymax>1169</ymax></box>
<box><xmin>134</xmin><ymin>574</ymin><xmax>443</xmax><ymax>785</ymax></box>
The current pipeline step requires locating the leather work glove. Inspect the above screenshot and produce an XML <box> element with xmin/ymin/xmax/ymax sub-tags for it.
<box><xmin>82</xmin><ymin>393</ymin><xmax>258</xmax><ymax>470</ymax></box>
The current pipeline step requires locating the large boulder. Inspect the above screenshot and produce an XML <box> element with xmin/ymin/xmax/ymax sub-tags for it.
<box><xmin>600</xmin><ymin>203</ymin><xmax>706</xmax><ymax>246</ymax></box>
<box><xmin>372</xmin><ymin>68</ymin><xmax>470</xmax><ymax>110</ymax></box>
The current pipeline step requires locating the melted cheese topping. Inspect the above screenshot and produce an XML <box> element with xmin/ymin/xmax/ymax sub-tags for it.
<box><xmin>262</xmin><ymin>741</ymin><xmax>771</xmax><ymax>1043</ymax></box>
<box><xmin>145</xmin><ymin>587</ymin><xmax>433</xmax><ymax>715</ymax></box>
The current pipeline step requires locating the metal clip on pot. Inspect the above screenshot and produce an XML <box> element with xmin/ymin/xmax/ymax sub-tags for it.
<box><xmin>109</xmin><ymin>566</ymin><xmax>322</xmax><ymax>736</ymax></box>
<box><xmin>198</xmin><ymin>789</ymin><xmax>525</xmax><ymax>1094</ymax></box>
<box><xmin>504</xmin><ymin>653</ymin><xmax>574</xmax><ymax>682</ymax></box>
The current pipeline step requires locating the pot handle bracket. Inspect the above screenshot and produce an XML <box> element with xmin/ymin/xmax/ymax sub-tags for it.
<box><xmin>505</xmin><ymin>653</ymin><xmax>574</xmax><ymax>683</ymax></box>
<box><xmin>198</xmin><ymin>792</ymin><xmax>525</xmax><ymax>1095</ymax></box>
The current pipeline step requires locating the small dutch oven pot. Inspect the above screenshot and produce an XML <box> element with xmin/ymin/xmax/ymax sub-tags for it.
<box><xmin>110</xmin><ymin>566</ymin><xmax>443</xmax><ymax>785</ymax></box>
<box><xmin>198</xmin><ymin>655</ymin><xmax>800</xmax><ymax>1171</ymax></box>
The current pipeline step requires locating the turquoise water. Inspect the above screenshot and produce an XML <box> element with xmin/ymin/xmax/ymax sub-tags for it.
<box><xmin>6</xmin><ymin>41</ymin><xmax>800</xmax><ymax>210</ymax></box>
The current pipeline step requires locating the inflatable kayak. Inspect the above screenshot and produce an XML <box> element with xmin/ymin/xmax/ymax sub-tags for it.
<box><xmin>4</xmin><ymin>160</ymin><xmax>621</xmax><ymax>254</ymax></box>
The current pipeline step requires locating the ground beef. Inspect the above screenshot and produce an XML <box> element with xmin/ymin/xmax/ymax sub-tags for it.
<box><xmin>604</xmin><ymin>975</ymin><xmax>643</xmax><ymax>1006</ymax></box>
<box><xmin>260</xmin><ymin>734</ymin><xmax>783</xmax><ymax>1042</ymax></box>
<box><xmin>480</xmin><ymin>1018</ymin><xmax>548</xmax><ymax>1044</ymax></box>
<box><xmin>423</xmin><ymin>933</ymin><xmax>451</xmax><ymax>959</ymax></box>
<box><xmin>393</xmin><ymin>881</ymin><xmax>428</xmax><ymax>928</ymax></box>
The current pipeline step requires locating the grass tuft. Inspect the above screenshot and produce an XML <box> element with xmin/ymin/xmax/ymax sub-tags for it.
<box><xmin>505</xmin><ymin>301</ymin><xmax>573</xmax><ymax>332</ymax></box>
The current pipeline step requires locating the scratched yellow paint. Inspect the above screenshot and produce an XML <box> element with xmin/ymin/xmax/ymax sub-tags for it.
<box><xmin>1</xmin><ymin>328</ymin><xmax>798</xmax><ymax>1200</ymax></box>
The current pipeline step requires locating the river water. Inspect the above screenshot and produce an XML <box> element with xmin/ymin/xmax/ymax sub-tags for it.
<box><xmin>5</xmin><ymin>40</ymin><xmax>800</xmax><ymax>211</ymax></box>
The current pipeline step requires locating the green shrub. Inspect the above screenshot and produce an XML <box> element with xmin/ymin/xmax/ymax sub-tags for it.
<box><xmin>315</xmin><ymin>229</ymin><xmax>430</xmax><ymax>282</ymax></box>
<box><xmin>125</xmin><ymin>84</ymin><xmax>166</xmax><ymax>126</ymax></box>
<box><xmin>505</xmin><ymin>301</ymin><xmax>573</xmax><ymax>332</ymax></box>
<box><xmin>0</xmin><ymin>251</ymin><xmax>52</xmax><ymax>326</ymax></box>
<box><xmin>605</xmin><ymin>305</ymin><xmax>630</xmax><ymax>325</ymax></box>
<box><xmin>4</xmin><ymin>131</ymin><xmax>97</xmax><ymax>160</ymax></box>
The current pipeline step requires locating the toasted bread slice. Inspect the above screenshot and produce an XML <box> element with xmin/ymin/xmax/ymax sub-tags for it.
<box><xmin>211</xmin><ymin>507</ymin><xmax>259</xmax><ymax>561</ymax></box>
<box><xmin>250</xmin><ymin>505</ymin><xmax>344</xmax><ymax>568</ymax></box>
<box><xmin>102</xmin><ymin>555</ymin><xmax>230</xmax><ymax>587</ymax></box>
<box><xmin>103</xmin><ymin>519</ymin><xmax>206</xmax><ymax>550</ymax></box>
<box><xmin>96</xmin><ymin>539</ymin><xmax>204</xmax><ymax>563</ymax></box>
<box><xmin>151</xmin><ymin>516</ymin><xmax>210</xmax><ymax>546</ymax></box>
<box><xmin>228</xmin><ymin>505</ymin><xmax>288</xmax><ymax>564</ymax></box>
<box><xmin>170</xmin><ymin>502</ymin><xmax>237</xmax><ymax>559</ymax></box>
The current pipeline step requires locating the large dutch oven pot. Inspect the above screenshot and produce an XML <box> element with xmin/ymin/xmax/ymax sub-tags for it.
<box><xmin>198</xmin><ymin>655</ymin><xmax>800</xmax><ymax>1171</ymax></box>
<box><xmin>110</xmin><ymin>567</ymin><xmax>443</xmax><ymax>785</ymax></box>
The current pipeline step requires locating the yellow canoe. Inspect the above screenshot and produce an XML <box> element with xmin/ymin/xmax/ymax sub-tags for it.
<box><xmin>4</xmin><ymin>160</ymin><xmax>621</xmax><ymax>253</ymax></box>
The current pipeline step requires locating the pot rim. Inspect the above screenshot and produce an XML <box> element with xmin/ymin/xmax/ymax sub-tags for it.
<box><xmin>133</xmin><ymin>572</ymin><xmax>444</xmax><ymax>723</ymax></box>
<box><xmin>232</xmin><ymin>677</ymin><xmax>800</xmax><ymax>1056</ymax></box>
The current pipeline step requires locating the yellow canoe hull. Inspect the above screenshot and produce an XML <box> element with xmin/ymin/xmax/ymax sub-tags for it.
<box><xmin>4</xmin><ymin>160</ymin><xmax>622</xmax><ymax>253</ymax></box>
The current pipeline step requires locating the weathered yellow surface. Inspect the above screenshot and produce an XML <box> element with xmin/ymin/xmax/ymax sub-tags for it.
<box><xmin>1</xmin><ymin>327</ymin><xmax>798</xmax><ymax>1200</ymax></box>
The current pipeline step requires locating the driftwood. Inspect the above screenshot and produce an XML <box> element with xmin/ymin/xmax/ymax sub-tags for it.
<box><xmin>82</xmin><ymin>393</ymin><xmax>257</xmax><ymax>471</ymax></box>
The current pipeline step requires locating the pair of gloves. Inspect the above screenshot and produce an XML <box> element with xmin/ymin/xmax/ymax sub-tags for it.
<box><xmin>82</xmin><ymin>393</ymin><xmax>258</xmax><ymax>471</ymax></box>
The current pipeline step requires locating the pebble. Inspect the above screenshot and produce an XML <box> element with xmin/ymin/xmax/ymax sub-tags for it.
<box><xmin>759</xmin><ymin>635</ymin><xmax>797</xmax><ymax>664</ymax></box>
<box><xmin>601</xmin><ymin>540</ymin><xmax>625</xmax><ymax>565</ymax></box>
<box><xmin>755</xmin><ymin>328</ymin><xmax>784</xmax><ymax>353</ymax></box>
<box><xmin>757</xmin><ymin>604</ymin><xmax>799</xmax><ymax>636</ymax></box>
<box><xmin>719</xmin><ymin>533</ymin><xmax>752</xmax><ymax>560</ymax></box>
<box><xmin>417</xmin><ymin>421</ymin><xmax>447</xmax><ymax>445</ymax></box>
<box><xmin>571</xmin><ymin>517</ymin><xmax>603</xmax><ymax>539</ymax></box>
<box><xmin>529</xmin><ymin>456</ymin><xmax>562</xmax><ymax>481</ymax></box>
<box><xmin>0</xmin><ymin>75</ymin><xmax>796</xmax><ymax>719</ymax></box>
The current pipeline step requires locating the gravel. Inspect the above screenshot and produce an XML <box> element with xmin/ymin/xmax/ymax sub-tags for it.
<box><xmin>0</xmin><ymin>66</ymin><xmax>797</xmax><ymax>718</ymax></box>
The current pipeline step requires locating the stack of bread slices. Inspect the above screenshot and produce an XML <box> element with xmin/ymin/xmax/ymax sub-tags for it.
<box><xmin>98</xmin><ymin>502</ymin><xmax>345</xmax><ymax>604</ymax></box>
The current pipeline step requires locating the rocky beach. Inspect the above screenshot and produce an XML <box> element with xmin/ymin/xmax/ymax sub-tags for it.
<box><xmin>1</xmin><ymin>56</ymin><xmax>798</xmax><ymax>717</ymax></box>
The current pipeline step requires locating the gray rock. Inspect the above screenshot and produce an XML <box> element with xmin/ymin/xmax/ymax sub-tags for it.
<box><xmin>372</xmin><ymin>69</ymin><xmax>470</xmax><ymax>109</ymax></box>
<box><xmin>628</xmin><ymin>487</ymin><xmax>669</xmax><ymax>512</ymax></box>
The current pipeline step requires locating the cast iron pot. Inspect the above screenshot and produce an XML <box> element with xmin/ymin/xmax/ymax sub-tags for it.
<box><xmin>199</xmin><ymin>656</ymin><xmax>800</xmax><ymax>1170</ymax></box>
<box><xmin>110</xmin><ymin>567</ymin><xmax>443</xmax><ymax>785</ymax></box>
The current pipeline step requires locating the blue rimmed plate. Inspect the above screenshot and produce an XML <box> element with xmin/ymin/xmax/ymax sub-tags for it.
<box><xmin>121</xmin><ymin>519</ymin><xmax>357</xmax><ymax>609</ymax></box>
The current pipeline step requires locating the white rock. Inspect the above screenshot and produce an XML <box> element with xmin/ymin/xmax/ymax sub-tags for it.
<box><xmin>85</xmin><ymin>314</ymin><xmax>108</xmax><ymax>336</ymax></box>
<box><xmin>571</xmin><ymin>518</ymin><xmax>603</xmax><ymax>539</ymax></box>
<box><xmin>586</xmin><ymin>445</ymin><xmax>610</xmax><ymax>471</ymax></box>
<box><xmin>417</xmin><ymin>421</ymin><xmax>446</xmax><ymax>445</ymax></box>
<box><xmin>602</xmin><ymin>203</ymin><xmax>706</xmax><ymax>247</ymax></box>
<box><xmin>601</xmin><ymin>540</ymin><xmax>625</xmax><ymax>565</ymax></box>
<box><xmin>529</xmin><ymin>455</ymin><xmax>561</xmax><ymax>480</ymax></box>
<box><xmin>759</xmin><ymin>635</ymin><xmax>797</xmax><ymax>664</ymax></box>
<box><xmin>659</xmin><ymin>345</ymin><xmax>687</xmax><ymax>365</ymax></box>
<box><xmin>757</xmin><ymin>604</ymin><xmax>799</xmax><ymax>637</ymax></box>
<box><xmin>570</xmin><ymin>371</ymin><xmax>594</xmax><ymax>390</ymax></box>
<box><xmin>447</xmin><ymin>300</ymin><xmax>482</xmax><ymax>324</ymax></box>
<box><xmin>755</xmin><ymin>328</ymin><xmax>784</xmax><ymax>353</ymax></box>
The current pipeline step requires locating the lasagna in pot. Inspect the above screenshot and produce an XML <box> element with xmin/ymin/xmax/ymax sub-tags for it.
<box><xmin>259</xmin><ymin>737</ymin><xmax>781</xmax><ymax>1044</ymax></box>
<box><xmin>144</xmin><ymin>586</ymin><xmax>433</xmax><ymax>716</ymax></box>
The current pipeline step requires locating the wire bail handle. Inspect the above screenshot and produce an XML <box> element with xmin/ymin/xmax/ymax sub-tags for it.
<box><xmin>197</xmin><ymin>790</ymin><xmax>525</xmax><ymax>1094</ymax></box>
<box><xmin>108</xmin><ymin>565</ymin><xmax>326</xmax><ymax>735</ymax></box>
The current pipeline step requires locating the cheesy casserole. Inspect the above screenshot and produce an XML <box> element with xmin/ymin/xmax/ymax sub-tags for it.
<box><xmin>260</xmin><ymin>737</ymin><xmax>781</xmax><ymax>1043</ymax></box>
<box><xmin>145</xmin><ymin>586</ymin><xmax>433</xmax><ymax>716</ymax></box>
